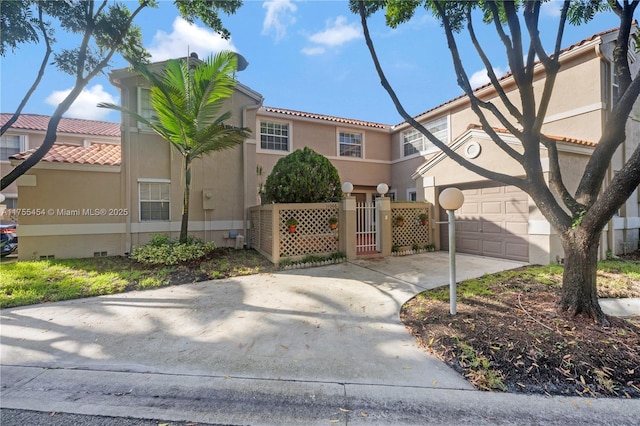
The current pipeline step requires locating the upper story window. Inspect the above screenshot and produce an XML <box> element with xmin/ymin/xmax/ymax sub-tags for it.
<box><xmin>260</xmin><ymin>121</ymin><xmax>289</xmax><ymax>151</ymax></box>
<box><xmin>402</xmin><ymin>116</ymin><xmax>448</xmax><ymax>158</ymax></box>
<box><xmin>611</xmin><ymin>66</ymin><xmax>620</xmax><ymax>107</ymax></box>
<box><xmin>139</xmin><ymin>181</ymin><xmax>170</xmax><ymax>221</ymax></box>
<box><xmin>138</xmin><ymin>87</ymin><xmax>154</xmax><ymax>130</ymax></box>
<box><xmin>0</xmin><ymin>135</ymin><xmax>24</xmax><ymax>161</ymax></box>
<box><xmin>339</xmin><ymin>131</ymin><xmax>363</xmax><ymax>158</ymax></box>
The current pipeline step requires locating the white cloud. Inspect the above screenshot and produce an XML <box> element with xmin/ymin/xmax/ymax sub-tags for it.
<box><xmin>45</xmin><ymin>84</ymin><xmax>117</xmax><ymax>120</ymax></box>
<box><xmin>308</xmin><ymin>16</ymin><xmax>362</xmax><ymax>47</ymax></box>
<box><xmin>262</xmin><ymin>0</ymin><xmax>297</xmax><ymax>41</ymax></box>
<box><xmin>148</xmin><ymin>17</ymin><xmax>236</xmax><ymax>62</ymax></box>
<box><xmin>301</xmin><ymin>46</ymin><xmax>325</xmax><ymax>56</ymax></box>
<box><xmin>469</xmin><ymin>67</ymin><xmax>506</xmax><ymax>89</ymax></box>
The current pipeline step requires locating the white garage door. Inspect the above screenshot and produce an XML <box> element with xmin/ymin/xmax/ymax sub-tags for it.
<box><xmin>440</xmin><ymin>185</ymin><xmax>529</xmax><ymax>262</ymax></box>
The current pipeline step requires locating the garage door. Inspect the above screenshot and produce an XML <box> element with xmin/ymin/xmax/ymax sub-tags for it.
<box><xmin>440</xmin><ymin>185</ymin><xmax>529</xmax><ymax>262</ymax></box>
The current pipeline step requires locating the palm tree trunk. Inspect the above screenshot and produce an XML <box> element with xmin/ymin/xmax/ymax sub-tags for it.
<box><xmin>180</xmin><ymin>160</ymin><xmax>191</xmax><ymax>244</ymax></box>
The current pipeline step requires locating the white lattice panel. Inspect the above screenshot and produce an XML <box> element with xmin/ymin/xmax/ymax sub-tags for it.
<box><xmin>279</xmin><ymin>205</ymin><xmax>339</xmax><ymax>258</ymax></box>
<box><xmin>392</xmin><ymin>205</ymin><xmax>431</xmax><ymax>249</ymax></box>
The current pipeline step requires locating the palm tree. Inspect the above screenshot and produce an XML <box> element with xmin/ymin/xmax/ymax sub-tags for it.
<box><xmin>100</xmin><ymin>51</ymin><xmax>250</xmax><ymax>243</ymax></box>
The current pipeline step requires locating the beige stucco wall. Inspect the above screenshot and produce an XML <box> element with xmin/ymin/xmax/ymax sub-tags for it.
<box><xmin>1</xmin><ymin>130</ymin><xmax>119</xmax><ymax>211</ymax></box>
<box><xmin>254</xmin><ymin>113</ymin><xmax>392</xmax><ymax>200</ymax></box>
<box><xmin>15</xmin><ymin>165</ymin><xmax>125</xmax><ymax>260</ymax></box>
<box><xmin>117</xmin><ymin>69</ymin><xmax>263</xmax><ymax>249</ymax></box>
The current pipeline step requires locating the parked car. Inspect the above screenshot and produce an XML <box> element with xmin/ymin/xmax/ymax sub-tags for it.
<box><xmin>0</xmin><ymin>224</ymin><xmax>17</xmax><ymax>257</ymax></box>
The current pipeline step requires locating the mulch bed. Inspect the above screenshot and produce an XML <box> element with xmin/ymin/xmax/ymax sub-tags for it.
<box><xmin>401</xmin><ymin>257</ymin><xmax>640</xmax><ymax>398</ymax></box>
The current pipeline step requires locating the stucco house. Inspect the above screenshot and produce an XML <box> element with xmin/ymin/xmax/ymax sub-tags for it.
<box><xmin>0</xmin><ymin>114</ymin><xmax>120</xmax><ymax>216</ymax></box>
<box><xmin>4</xmin><ymin>25</ymin><xmax>639</xmax><ymax>264</ymax></box>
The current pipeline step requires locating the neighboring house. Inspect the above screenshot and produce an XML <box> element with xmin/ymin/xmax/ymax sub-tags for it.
<box><xmin>5</xmin><ymin>26</ymin><xmax>639</xmax><ymax>264</ymax></box>
<box><xmin>0</xmin><ymin>114</ymin><xmax>120</xmax><ymax>218</ymax></box>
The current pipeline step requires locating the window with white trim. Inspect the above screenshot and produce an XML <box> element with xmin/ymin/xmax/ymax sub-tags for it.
<box><xmin>402</xmin><ymin>116</ymin><xmax>448</xmax><ymax>157</ymax></box>
<box><xmin>408</xmin><ymin>190</ymin><xmax>417</xmax><ymax>201</ymax></box>
<box><xmin>260</xmin><ymin>121</ymin><xmax>289</xmax><ymax>151</ymax></box>
<box><xmin>138</xmin><ymin>87</ymin><xmax>154</xmax><ymax>130</ymax></box>
<box><xmin>139</xmin><ymin>181</ymin><xmax>170</xmax><ymax>221</ymax></box>
<box><xmin>1</xmin><ymin>135</ymin><xmax>23</xmax><ymax>161</ymax></box>
<box><xmin>611</xmin><ymin>66</ymin><xmax>620</xmax><ymax>107</ymax></box>
<box><xmin>339</xmin><ymin>131</ymin><xmax>363</xmax><ymax>158</ymax></box>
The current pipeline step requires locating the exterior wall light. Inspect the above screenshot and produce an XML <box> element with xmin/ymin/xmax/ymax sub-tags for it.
<box><xmin>341</xmin><ymin>182</ymin><xmax>353</xmax><ymax>197</ymax></box>
<box><xmin>376</xmin><ymin>183</ymin><xmax>389</xmax><ymax>196</ymax></box>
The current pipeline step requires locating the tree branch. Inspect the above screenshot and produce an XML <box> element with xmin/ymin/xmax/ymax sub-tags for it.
<box><xmin>1</xmin><ymin>2</ymin><xmax>149</xmax><ymax>190</ymax></box>
<box><xmin>574</xmin><ymin>66</ymin><xmax>640</xmax><ymax>205</ymax></box>
<box><xmin>1</xmin><ymin>4</ymin><xmax>52</xmax><ymax>136</ymax></box>
<box><xmin>356</xmin><ymin>0</ymin><xmax>524</xmax><ymax>188</ymax></box>
<box><xmin>465</xmin><ymin>9</ymin><xmax>523</xmax><ymax>127</ymax></box>
<box><xmin>542</xmin><ymin>135</ymin><xmax>583</xmax><ymax>215</ymax></box>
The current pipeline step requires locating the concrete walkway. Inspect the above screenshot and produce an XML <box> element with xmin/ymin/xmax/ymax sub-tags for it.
<box><xmin>1</xmin><ymin>252</ymin><xmax>638</xmax><ymax>425</ymax></box>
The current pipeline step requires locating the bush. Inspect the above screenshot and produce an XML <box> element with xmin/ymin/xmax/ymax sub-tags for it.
<box><xmin>131</xmin><ymin>234</ymin><xmax>216</xmax><ymax>265</ymax></box>
<box><xmin>264</xmin><ymin>147</ymin><xmax>342</xmax><ymax>203</ymax></box>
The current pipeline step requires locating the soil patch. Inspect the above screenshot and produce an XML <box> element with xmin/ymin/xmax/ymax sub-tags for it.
<box><xmin>401</xmin><ymin>255</ymin><xmax>640</xmax><ymax>398</ymax></box>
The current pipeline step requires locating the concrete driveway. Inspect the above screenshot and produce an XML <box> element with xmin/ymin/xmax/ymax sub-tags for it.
<box><xmin>2</xmin><ymin>252</ymin><xmax>637</xmax><ymax>425</ymax></box>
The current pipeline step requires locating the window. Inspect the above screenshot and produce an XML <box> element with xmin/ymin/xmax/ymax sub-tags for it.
<box><xmin>3</xmin><ymin>196</ymin><xmax>17</xmax><ymax>209</ymax></box>
<box><xmin>260</xmin><ymin>121</ymin><xmax>289</xmax><ymax>151</ymax></box>
<box><xmin>1</xmin><ymin>135</ymin><xmax>23</xmax><ymax>161</ymax></box>
<box><xmin>138</xmin><ymin>87</ymin><xmax>154</xmax><ymax>130</ymax></box>
<box><xmin>408</xmin><ymin>190</ymin><xmax>417</xmax><ymax>201</ymax></box>
<box><xmin>612</xmin><ymin>66</ymin><xmax>620</xmax><ymax>107</ymax></box>
<box><xmin>339</xmin><ymin>131</ymin><xmax>363</xmax><ymax>158</ymax></box>
<box><xmin>139</xmin><ymin>181</ymin><xmax>170</xmax><ymax>221</ymax></box>
<box><xmin>402</xmin><ymin>116</ymin><xmax>448</xmax><ymax>157</ymax></box>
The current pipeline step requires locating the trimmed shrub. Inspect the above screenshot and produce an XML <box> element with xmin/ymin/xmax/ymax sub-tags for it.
<box><xmin>131</xmin><ymin>234</ymin><xmax>216</xmax><ymax>265</ymax></box>
<box><xmin>263</xmin><ymin>147</ymin><xmax>342</xmax><ymax>203</ymax></box>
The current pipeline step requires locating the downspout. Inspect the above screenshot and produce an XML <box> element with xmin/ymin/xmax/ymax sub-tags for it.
<box><xmin>242</xmin><ymin>102</ymin><xmax>262</xmax><ymax>246</ymax></box>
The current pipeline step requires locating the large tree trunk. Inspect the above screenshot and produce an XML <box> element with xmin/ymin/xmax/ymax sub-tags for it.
<box><xmin>558</xmin><ymin>229</ymin><xmax>608</xmax><ymax>325</ymax></box>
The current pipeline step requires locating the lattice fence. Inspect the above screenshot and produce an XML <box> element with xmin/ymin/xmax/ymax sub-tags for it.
<box><xmin>279</xmin><ymin>204</ymin><xmax>340</xmax><ymax>258</ymax></box>
<box><xmin>391</xmin><ymin>203</ymin><xmax>432</xmax><ymax>250</ymax></box>
<box><xmin>250</xmin><ymin>208</ymin><xmax>273</xmax><ymax>255</ymax></box>
<box><xmin>249</xmin><ymin>203</ymin><xmax>340</xmax><ymax>263</ymax></box>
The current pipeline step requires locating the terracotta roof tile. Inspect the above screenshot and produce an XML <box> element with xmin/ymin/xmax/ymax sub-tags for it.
<box><xmin>261</xmin><ymin>106</ymin><xmax>390</xmax><ymax>129</ymax></box>
<box><xmin>10</xmin><ymin>143</ymin><xmax>121</xmax><ymax>166</ymax></box>
<box><xmin>0</xmin><ymin>113</ymin><xmax>120</xmax><ymax>137</ymax></box>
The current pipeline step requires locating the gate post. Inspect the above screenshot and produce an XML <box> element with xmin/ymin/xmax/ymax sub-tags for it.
<box><xmin>340</xmin><ymin>196</ymin><xmax>357</xmax><ymax>259</ymax></box>
<box><xmin>376</xmin><ymin>196</ymin><xmax>392</xmax><ymax>257</ymax></box>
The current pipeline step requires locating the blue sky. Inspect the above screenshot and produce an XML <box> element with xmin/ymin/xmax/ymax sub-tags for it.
<box><xmin>0</xmin><ymin>1</ymin><xmax>622</xmax><ymax>125</ymax></box>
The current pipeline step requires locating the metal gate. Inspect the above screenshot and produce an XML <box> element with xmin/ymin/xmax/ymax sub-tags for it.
<box><xmin>356</xmin><ymin>201</ymin><xmax>378</xmax><ymax>254</ymax></box>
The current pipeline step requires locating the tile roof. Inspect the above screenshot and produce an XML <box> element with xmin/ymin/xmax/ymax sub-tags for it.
<box><xmin>261</xmin><ymin>106</ymin><xmax>390</xmax><ymax>129</ymax></box>
<box><xmin>466</xmin><ymin>124</ymin><xmax>597</xmax><ymax>147</ymax></box>
<box><xmin>0</xmin><ymin>113</ymin><xmax>120</xmax><ymax>137</ymax></box>
<box><xmin>10</xmin><ymin>143</ymin><xmax>121</xmax><ymax>166</ymax></box>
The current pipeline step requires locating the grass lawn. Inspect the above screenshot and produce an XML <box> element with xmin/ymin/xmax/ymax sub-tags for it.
<box><xmin>0</xmin><ymin>248</ymin><xmax>275</xmax><ymax>309</ymax></box>
<box><xmin>401</xmin><ymin>254</ymin><xmax>640</xmax><ymax>398</ymax></box>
